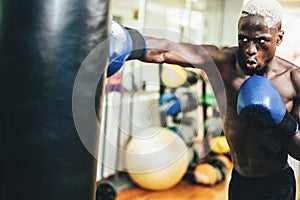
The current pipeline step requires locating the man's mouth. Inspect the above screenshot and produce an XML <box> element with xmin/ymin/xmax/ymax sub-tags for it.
<box><xmin>246</xmin><ymin>58</ymin><xmax>257</xmax><ymax>69</ymax></box>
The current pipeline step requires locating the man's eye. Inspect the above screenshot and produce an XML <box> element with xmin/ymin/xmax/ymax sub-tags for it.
<box><xmin>259</xmin><ymin>39</ymin><xmax>266</xmax><ymax>44</ymax></box>
<box><xmin>242</xmin><ymin>38</ymin><xmax>248</xmax><ymax>42</ymax></box>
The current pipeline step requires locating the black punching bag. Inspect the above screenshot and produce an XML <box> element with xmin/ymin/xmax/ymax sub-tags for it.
<box><xmin>0</xmin><ymin>0</ymin><xmax>109</xmax><ymax>199</ymax></box>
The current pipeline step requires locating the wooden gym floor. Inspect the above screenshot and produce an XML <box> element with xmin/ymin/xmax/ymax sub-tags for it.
<box><xmin>117</xmin><ymin>177</ymin><xmax>230</xmax><ymax>200</ymax></box>
<box><xmin>116</xmin><ymin>164</ymin><xmax>300</xmax><ymax>200</ymax></box>
<box><xmin>116</xmin><ymin>164</ymin><xmax>232</xmax><ymax>200</ymax></box>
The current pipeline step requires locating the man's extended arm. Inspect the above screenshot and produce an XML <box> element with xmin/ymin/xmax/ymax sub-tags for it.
<box><xmin>108</xmin><ymin>20</ymin><xmax>224</xmax><ymax>75</ymax></box>
<box><xmin>141</xmin><ymin>36</ymin><xmax>221</xmax><ymax>68</ymax></box>
<box><xmin>108</xmin><ymin>20</ymin><xmax>227</xmax><ymax>117</ymax></box>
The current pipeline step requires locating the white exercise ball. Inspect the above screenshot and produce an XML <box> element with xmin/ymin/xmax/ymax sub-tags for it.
<box><xmin>124</xmin><ymin>126</ymin><xmax>189</xmax><ymax>190</ymax></box>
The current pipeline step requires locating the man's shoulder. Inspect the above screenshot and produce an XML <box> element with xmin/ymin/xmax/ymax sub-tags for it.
<box><xmin>217</xmin><ymin>46</ymin><xmax>239</xmax><ymax>64</ymax></box>
<box><xmin>275</xmin><ymin>56</ymin><xmax>299</xmax><ymax>69</ymax></box>
<box><xmin>275</xmin><ymin>56</ymin><xmax>300</xmax><ymax>89</ymax></box>
<box><xmin>222</xmin><ymin>46</ymin><xmax>238</xmax><ymax>51</ymax></box>
<box><xmin>219</xmin><ymin>46</ymin><xmax>239</xmax><ymax>59</ymax></box>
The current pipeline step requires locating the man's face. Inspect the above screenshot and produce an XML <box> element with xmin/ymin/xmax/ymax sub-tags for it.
<box><xmin>238</xmin><ymin>15</ymin><xmax>282</xmax><ymax>73</ymax></box>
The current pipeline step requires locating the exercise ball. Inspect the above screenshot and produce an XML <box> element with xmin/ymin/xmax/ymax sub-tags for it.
<box><xmin>209</xmin><ymin>136</ymin><xmax>230</xmax><ymax>154</ymax></box>
<box><xmin>203</xmin><ymin>93</ymin><xmax>217</xmax><ymax>107</ymax></box>
<box><xmin>194</xmin><ymin>163</ymin><xmax>217</xmax><ymax>185</ymax></box>
<box><xmin>161</xmin><ymin>64</ymin><xmax>187</xmax><ymax>88</ymax></box>
<box><xmin>124</xmin><ymin>127</ymin><xmax>189</xmax><ymax>190</ymax></box>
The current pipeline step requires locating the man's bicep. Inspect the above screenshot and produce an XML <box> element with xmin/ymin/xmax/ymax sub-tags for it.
<box><xmin>143</xmin><ymin>36</ymin><xmax>221</xmax><ymax>68</ymax></box>
<box><xmin>292</xmin><ymin>101</ymin><xmax>300</xmax><ymax>124</ymax></box>
<box><xmin>291</xmin><ymin>68</ymin><xmax>300</xmax><ymax>122</ymax></box>
<box><xmin>285</xmin><ymin>69</ymin><xmax>300</xmax><ymax>160</ymax></box>
<box><xmin>285</xmin><ymin>100</ymin><xmax>300</xmax><ymax>160</ymax></box>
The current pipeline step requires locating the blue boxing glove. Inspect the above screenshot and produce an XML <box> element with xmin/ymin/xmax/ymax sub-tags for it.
<box><xmin>237</xmin><ymin>75</ymin><xmax>299</xmax><ymax>142</ymax></box>
<box><xmin>108</xmin><ymin>20</ymin><xmax>148</xmax><ymax>77</ymax></box>
<box><xmin>160</xmin><ymin>92</ymin><xmax>181</xmax><ymax>116</ymax></box>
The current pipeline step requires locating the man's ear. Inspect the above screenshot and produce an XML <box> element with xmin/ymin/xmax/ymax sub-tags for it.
<box><xmin>276</xmin><ymin>30</ymin><xmax>284</xmax><ymax>46</ymax></box>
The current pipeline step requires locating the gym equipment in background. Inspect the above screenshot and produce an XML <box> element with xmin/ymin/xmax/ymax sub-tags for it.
<box><xmin>124</xmin><ymin>126</ymin><xmax>189</xmax><ymax>190</ymax></box>
<box><xmin>185</xmin><ymin>155</ymin><xmax>231</xmax><ymax>186</ymax></box>
<box><xmin>161</xmin><ymin>64</ymin><xmax>188</xmax><ymax>88</ymax></box>
<box><xmin>96</xmin><ymin>172</ymin><xmax>133</xmax><ymax>200</ymax></box>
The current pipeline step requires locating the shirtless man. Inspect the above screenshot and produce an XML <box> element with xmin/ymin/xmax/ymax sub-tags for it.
<box><xmin>108</xmin><ymin>0</ymin><xmax>300</xmax><ymax>199</ymax></box>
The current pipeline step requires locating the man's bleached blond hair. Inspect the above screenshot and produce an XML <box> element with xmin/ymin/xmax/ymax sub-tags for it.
<box><xmin>240</xmin><ymin>0</ymin><xmax>283</xmax><ymax>24</ymax></box>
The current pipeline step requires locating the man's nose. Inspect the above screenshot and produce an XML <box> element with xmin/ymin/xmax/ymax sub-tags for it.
<box><xmin>246</xmin><ymin>41</ymin><xmax>257</xmax><ymax>56</ymax></box>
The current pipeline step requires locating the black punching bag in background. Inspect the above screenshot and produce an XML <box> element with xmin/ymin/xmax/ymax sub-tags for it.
<box><xmin>0</xmin><ymin>0</ymin><xmax>109</xmax><ymax>199</ymax></box>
